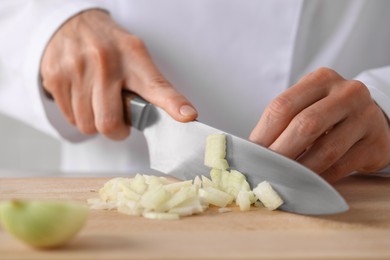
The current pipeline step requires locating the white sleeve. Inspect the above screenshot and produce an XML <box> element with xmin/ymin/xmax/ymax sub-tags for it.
<box><xmin>0</xmin><ymin>0</ymin><xmax>107</xmax><ymax>142</ymax></box>
<box><xmin>355</xmin><ymin>66</ymin><xmax>390</xmax><ymax>174</ymax></box>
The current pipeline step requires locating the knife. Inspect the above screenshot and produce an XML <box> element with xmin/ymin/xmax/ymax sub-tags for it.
<box><xmin>123</xmin><ymin>91</ymin><xmax>349</xmax><ymax>215</ymax></box>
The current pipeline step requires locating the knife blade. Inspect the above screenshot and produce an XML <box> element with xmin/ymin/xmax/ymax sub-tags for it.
<box><xmin>123</xmin><ymin>91</ymin><xmax>348</xmax><ymax>215</ymax></box>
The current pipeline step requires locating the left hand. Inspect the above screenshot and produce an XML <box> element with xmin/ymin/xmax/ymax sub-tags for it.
<box><xmin>249</xmin><ymin>67</ymin><xmax>390</xmax><ymax>183</ymax></box>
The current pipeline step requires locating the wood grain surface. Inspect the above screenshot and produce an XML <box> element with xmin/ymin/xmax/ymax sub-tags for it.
<box><xmin>0</xmin><ymin>174</ymin><xmax>389</xmax><ymax>259</ymax></box>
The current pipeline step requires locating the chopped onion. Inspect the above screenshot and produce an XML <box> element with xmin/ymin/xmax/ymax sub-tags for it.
<box><xmin>163</xmin><ymin>180</ymin><xmax>193</xmax><ymax>193</ymax></box>
<box><xmin>89</xmin><ymin>134</ymin><xmax>285</xmax><ymax>220</ymax></box>
<box><xmin>140</xmin><ymin>186</ymin><xmax>172</xmax><ymax>211</ymax></box>
<box><xmin>204</xmin><ymin>134</ymin><xmax>229</xmax><ymax>169</ymax></box>
<box><xmin>199</xmin><ymin>187</ymin><xmax>233</xmax><ymax>208</ymax></box>
<box><xmin>201</xmin><ymin>175</ymin><xmax>214</xmax><ymax>188</ymax></box>
<box><xmin>160</xmin><ymin>186</ymin><xmax>197</xmax><ymax>211</ymax></box>
<box><xmin>168</xmin><ymin>199</ymin><xmax>204</xmax><ymax>216</ymax></box>
<box><xmin>236</xmin><ymin>191</ymin><xmax>253</xmax><ymax>211</ymax></box>
<box><xmin>193</xmin><ymin>176</ymin><xmax>202</xmax><ymax>190</ymax></box>
<box><xmin>253</xmin><ymin>181</ymin><xmax>284</xmax><ymax>210</ymax></box>
<box><xmin>210</xmin><ymin>168</ymin><xmax>222</xmax><ymax>187</ymax></box>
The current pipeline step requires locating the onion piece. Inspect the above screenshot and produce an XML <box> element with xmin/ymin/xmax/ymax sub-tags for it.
<box><xmin>201</xmin><ymin>175</ymin><xmax>215</xmax><ymax>188</ymax></box>
<box><xmin>159</xmin><ymin>186</ymin><xmax>197</xmax><ymax>211</ymax></box>
<box><xmin>204</xmin><ymin>134</ymin><xmax>229</xmax><ymax>169</ymax></box>
<box><xmin>253</xmin><ymin>181</ymin><xmax>284</xmax><ymax>210</ymax></box>
<box><xmin>236</xmin><ymin>191</ymin><xmax>253</xmax><ymax>211</ymax></box>
<box><xmin>199</xmin><ymin>187</ymin><xmax>233</xmax><ymax>208</ymax></box>
<box><xmin>140</xmin><ymin>186</ymin><xmax>172</xmax><ymax>211</ymax></box>
<box><xmin>164</xmin><ymin>180</ymin><xmax>193</xmax><ymax>193</ymax></box>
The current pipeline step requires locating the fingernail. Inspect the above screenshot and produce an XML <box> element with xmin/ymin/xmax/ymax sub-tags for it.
<box><xmin>179</xmin><ymin>105</ymin><xmax>197</xmax><ymax>117</ymax></box>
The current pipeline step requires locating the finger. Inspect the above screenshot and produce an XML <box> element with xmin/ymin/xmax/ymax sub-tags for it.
<box><xmin>250</xmin><ymin>67</ymin><xmax>339</xmax><ymax>147</ymax></box>
<box><xmin>71</xmin><ymin>84</ymin><xmax>97</xmax><ymax>135</ymax></box>
<box><xmin>320</xmin><ymin>140</ymin><xmax>369</xmax><ymax>183</ymax></box>
<box><xmin>136</xmin><ymin>82</ymin><xmax>198</xmax><ymax>122</ymax></box>
<box><xmin>41</xmin><ymin>54</ymin><xmax>76</xmax><ymax>125</ymax></box>
<box><xmin>51</xmin><ymin>82</ymin><xmax>76</xmax><ymax>125</ymax></box>
<box><xmin>123</xmin><ymin>37</ymin><xmax>197</xmax><ymax>122</ymax></box>
<box><xmin>93</xmin><ymin>80</ymin><xmax>130</xmax><ymax>140</ymax></box>
<box><xmin>268</xmin><ymin>94</ymin><xmax>349</xmax><ymax>159</ymax></box>
<box><xmin>297</xmin><ymin>117</ymin><xmax>366</xmax><ymax>173</ymax></box>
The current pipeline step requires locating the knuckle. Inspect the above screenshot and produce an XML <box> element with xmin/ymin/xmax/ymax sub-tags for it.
<box><xmin>163</xmin><ymin>93</ymin><xmax>182</xmax><ymax>104</ymax></box>
<box><xmin>87</xmin><ymin>43</ymin><xmax>110</xmax><ymax>65</ymax></box>
<box><xmin>343</xmin><ymin>80</ymin><xmax>370</xmax><ymax>100</ymax></box>
<box><xmin>63</xmin><ymin>56</ymin><xmax>85</xmax><ymax>75</ymax></box>
<box><xmin>123</xmin><ymin>35</ymin><xmax>147</xmax><ymax>53</ymax></box>
<box><xmin>78</xmin><ymin>121</ymin><xmax>97</xmax><ymax>135</ymax></box>
<box><xmin>265</xmin><ymin>95</ymin><xmax>295</xmax><ymax>121</ymax></box>
<box><xmin>66</xmin><ymin>115</ymin><xmax>76</xmax><ymax>125</ymax></box>
<box><xmin>41</xmin><ymin>70</ymin><xmax>63</xmax><ymax>92</ymax></box>
<box><xmin>148</xmin><ymin>77</ymin><xmax>172</xmax><ymax>91</ymax></box>
<box><xmin>316</xmin><ymin>67</ymin><xmax>337</xmax><ymax>78</ymax></box>
<box><xmin>87</xmin><ymin>43</ymin><xmax>121</xmax><ymax>82</ymax></box>
<box><xmin>317</xmin><ymin>142</ymin><xmax>342</xmax><ymax>164</ymax></box>
<box><xmin>42</xmin><ymin>58</ymin><xmax>84</xmax><ymax>95</ymax></box>
<box><xmin>327</xmin><ymin>159</ymin><xmax>351</xmax><ymax>177</ymax></box>
<box><xmin>96</xmin><ymin>116</ymin><xmax>123</xmax><ymax>135</ymax></box>
<box><xmin>309</xmin><ymin>67</ymin><xmax>340</xmax><ymax>84</ymax></box>
<box><xmin>294</xmin><ymin>112</ymin><xmax>324</xmax><ymax>137</ymax></box>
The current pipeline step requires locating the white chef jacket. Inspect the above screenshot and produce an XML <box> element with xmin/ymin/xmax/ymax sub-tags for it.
<box><xmin>1</xmin><ymin>0</ymin><xmax>390</xmax><ymax>175</ymax></box>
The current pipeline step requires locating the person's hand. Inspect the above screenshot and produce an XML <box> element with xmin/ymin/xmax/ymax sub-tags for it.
<box><xmin>40</xmin><ymin>9</ymin><xmax>197</xmax><ymax>140</ymax></box>
<box><xmin>250</xmin><ymin>67</ymin><xmax>390</xmax><ymax>183</ymax></box>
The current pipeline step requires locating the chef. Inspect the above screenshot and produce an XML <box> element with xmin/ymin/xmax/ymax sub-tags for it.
<box><xmin>0</xmin><ymin>0</ymin><xmax>389</xmax><ymax>182</ymax></box>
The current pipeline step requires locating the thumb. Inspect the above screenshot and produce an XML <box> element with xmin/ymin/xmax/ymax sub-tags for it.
<box><xmin>123</xmin><ymin>39</ymin><xmax>197</xmax><ymax>122</ymax></box>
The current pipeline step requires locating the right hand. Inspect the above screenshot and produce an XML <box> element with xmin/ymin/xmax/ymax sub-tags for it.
<box><xmin>40</xmin><ymin>9</ymin><xmax>197</xmax><ymax>140</ymax></box>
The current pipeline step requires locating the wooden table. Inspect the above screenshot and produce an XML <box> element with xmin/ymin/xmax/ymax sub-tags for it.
<box><xmin>0</xmin><ymin>174</ymin><xmax>389</xmax><ymax>259</ymax></box>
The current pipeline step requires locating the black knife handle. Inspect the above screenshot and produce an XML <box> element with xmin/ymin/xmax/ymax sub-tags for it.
<box><xmin>122</xmin><ymin>90</ymin><xmax>151</xmax><ymax>130</ymax></box>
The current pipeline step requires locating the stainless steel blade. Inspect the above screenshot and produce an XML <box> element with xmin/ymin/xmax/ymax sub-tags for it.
<box><xmin>124</xmin><ymin>93</ymin><xmax>349</xmax><ymax>215</ymax></box>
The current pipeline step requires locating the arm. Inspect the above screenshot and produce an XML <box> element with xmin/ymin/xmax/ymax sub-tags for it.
<box><xmin>249</xmin><ymin>67</ymin><xmax>390</xmax><ymax>183</ymax></box>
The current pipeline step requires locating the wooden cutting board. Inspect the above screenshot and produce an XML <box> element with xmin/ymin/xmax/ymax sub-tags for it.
<box><xmin>0</xmin><ymin>174</ymin><xmax>389</xmax><ymax>259</ymax></box>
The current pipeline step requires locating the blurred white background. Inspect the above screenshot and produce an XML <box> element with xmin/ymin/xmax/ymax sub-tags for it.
<box><xmin>0</xmin><ymin>113</ymin><xmax>60</xmax><ymax>171</ymax></box>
